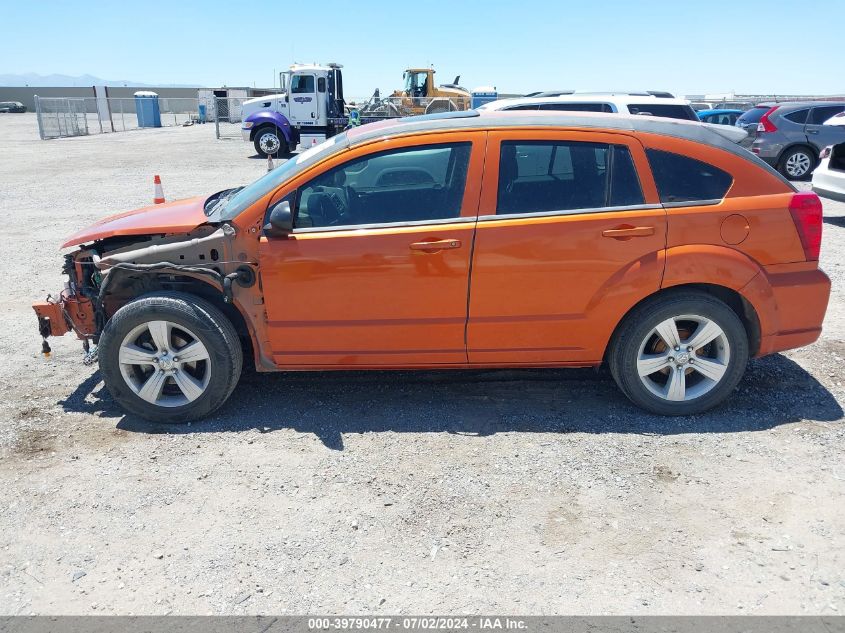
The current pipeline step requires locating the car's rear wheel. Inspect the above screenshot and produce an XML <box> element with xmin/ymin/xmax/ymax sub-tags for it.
<box><xmin>779</xmin><ymin>146</ymin><xmax>815</xmax><ymax>180</ymax></box>
<box><xmin>99</xmin><ymin>292</ymin><xmax>242</xmax><ymax>423</ymax></box>
<box><xmin>609</xmin><ymin>292</ymin><xmax>749</xmax><ymax>416</ymax></box>
<box><xmin>253</xmin><ymin>126</ymin><xmax>287</xmax><ymax>158</ymax></box>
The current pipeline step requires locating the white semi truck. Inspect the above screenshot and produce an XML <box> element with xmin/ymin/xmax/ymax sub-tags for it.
<box><xmin>241</xmin><ymin>63</ymin><xmax>473</xmax><ymax>157</ymax></box>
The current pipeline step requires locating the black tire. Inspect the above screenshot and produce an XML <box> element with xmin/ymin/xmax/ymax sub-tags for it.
<box><xmin>608</xmin><ymin>291</ymin><xmax>749</xmax><ymax>416</ymax></box>
<box><xmin>778</xmin><ymin>146</ymin><xmax>816</xmax><ymax>181</ymax></box>
<box><xmin>99</xmin><ymin>292</ymin><xmax>243</xmax><ymax>423</ymax></box>
<box><xmin>253</xmin><ymin>126</ymin><xmax>287</xmax><ymax>158</ymax></box>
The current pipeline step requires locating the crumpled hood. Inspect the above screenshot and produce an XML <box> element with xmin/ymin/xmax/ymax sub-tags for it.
<box><xmin>62</xmin><ymin>196</ymin><xmax>208</xmax><ymax>248</ymax></box>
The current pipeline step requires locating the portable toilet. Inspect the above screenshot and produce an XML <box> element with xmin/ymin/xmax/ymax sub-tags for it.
<box><xmin>471</xmin><ymin>86</ymin><xmax>498</xmax><ymax>109</ymax></box>
<box><xmin>134</xmin><ymin>91</ymin><xmax>162</xmax><ymax>128</ymax></box>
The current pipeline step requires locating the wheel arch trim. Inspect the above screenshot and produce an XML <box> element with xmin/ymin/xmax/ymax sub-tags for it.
<box><xmin>661</xmin><ymin>244</ymin><xmax>771</xmax><ymax>349</ymax></box>
<box><xmin>102</xmin><ymin>270</ymin><xmax>272</xmax><ymax>371</ymax></box>
<box><xmin>598</xmin><ymin>245</ymin><xmax>772</xmax><ymax>360</ymax></box>
<box><xmin>246</xmin><ymin>111</ymin><xmax>293</xmax><ymax>143</ymax></box>
<box><xmin>776</xmin><ymin>142</ymin><xmax>819</xmax><ymax>166</ymax></box>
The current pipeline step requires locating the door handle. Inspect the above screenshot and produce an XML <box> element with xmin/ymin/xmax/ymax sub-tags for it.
<box><xmin>602</xmin><ymin>225</ymin><xmax>655</xmax><ymax>239</ymax></box>
<box><xmin>807</xmin><ymin>128</ymin><xmax>819</xmax><ymax>134</ymax></box>
<box><xmin>409</xmin><ymin>239</ymin><xmax>462</xmax><ymax>252</ymax></box>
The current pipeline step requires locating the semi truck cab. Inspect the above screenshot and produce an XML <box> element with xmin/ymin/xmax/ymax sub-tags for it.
<box><xmin>241</xmin><ymin>63</ymin><xmax>346</xmax><ymax>156</ymax></box>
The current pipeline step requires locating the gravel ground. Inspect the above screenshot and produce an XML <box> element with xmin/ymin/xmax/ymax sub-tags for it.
<box><xmin>1</xmin><ymin>113</ymin><xmax>844</xmax><ymax>615</ymax></box>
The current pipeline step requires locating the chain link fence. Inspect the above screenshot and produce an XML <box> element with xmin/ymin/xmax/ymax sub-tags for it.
<box><xmin>34</xmin><ymin>93</ymin><xmax>473</xmax><ymax>142</ymax></box>
<box><xmin>354</xmin><ymin>95</ymin><xmax>470</xmax><ymax>118</ymax></box>
<box><xmin>213</xmin><ymin>97</ymin><xmax>246</xmax><ymax>139</ymax></box>
<box><xmin>35</xmin><ymin>96</ymin><xmax>202</xmax><ymax>139</ymax></box>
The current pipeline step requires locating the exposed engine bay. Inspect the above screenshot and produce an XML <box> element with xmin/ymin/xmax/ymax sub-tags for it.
<box><xmin>32</xmin><ymin>221</ymin><xmax>257</xmax><ymax>359</ymax></box>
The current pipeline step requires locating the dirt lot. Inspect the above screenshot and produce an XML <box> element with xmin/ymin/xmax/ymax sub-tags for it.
<box><xmin>1</xmin><ymin>113</ymin><xmax>843</xmax><ymax>615</ymax></box>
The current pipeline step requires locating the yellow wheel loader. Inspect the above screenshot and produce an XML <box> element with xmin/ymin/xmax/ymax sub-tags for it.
<box><xmin>391</xmin><ymin>68</ymin><xmax>471</xmax><ymax>115</ymax></box>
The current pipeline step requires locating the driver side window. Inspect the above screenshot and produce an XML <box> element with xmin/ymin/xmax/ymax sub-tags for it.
<box><xmin>295</xmin><ymin>143</ymin><xmax>471</xmax><ymax>229</ymax></box>
<box><xmin>291</xmin><ymin>75</ymin><xmax>315</xmax><ymax>94</ymax></box>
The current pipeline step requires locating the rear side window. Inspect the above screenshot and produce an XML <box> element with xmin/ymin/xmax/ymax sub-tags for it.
<box><xmin>609</xmin><ymin>146</ymin><xmax>645</xmax><ymax>207</ymax></box>
<box><xmin>497</xmin><ymin>141</ymin><xmax>644</xmax><ymax>214</ymax></box>
<box><xmin>810</xmin><ymin>105</ymin><xmax>845</xmax><ymax>125</ymax></box>
<box><xmin>646</xmin><ymin>149</ymin><xmax>733</xmax><ymax>203</ymax></box>
<box><xmin>504</xmin><ymin>104</ymin><xmax>540</xmax><ymax>111</ymax></box>
<box><xmin>783</xmin><ymin>109</ymin><xmax>809</xmax><ymax>124</ymax></box>
<box><xmin>539</xmin><ymin>102</ymin><xmax>613</xmax><ymax>113</ymax></box>
<box><xmin>627</xmin><ymin>103</ymin><xmax>698</xmax><ymax>121</ymax></box>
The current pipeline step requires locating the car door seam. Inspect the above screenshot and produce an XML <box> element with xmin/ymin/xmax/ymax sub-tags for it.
<box><xmin>464</xmin><ymin>132</ymin><xmax>487</xmax><ymax>362</ymax></box>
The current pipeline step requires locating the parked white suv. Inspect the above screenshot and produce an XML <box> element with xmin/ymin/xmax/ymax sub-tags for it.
<box><xmin>478</xmin><ymin>92</ymin><xmax>747</xmax><ymax>142</ymax></box>
<box><xmin>479</xmin><ymin>92</ymin><xmax>699</xmax><ymax>119</ymax></box>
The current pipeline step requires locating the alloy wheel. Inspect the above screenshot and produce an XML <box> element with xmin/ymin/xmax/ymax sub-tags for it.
<box><xmin>118</xmin><ymin>320</ymin><xmax>211</xmax><ymax>407</ymax></box>
<box><xmin>636</xmin><ymin>314</ymin><xmax>731</xmax><ymax>402</ymax></box>
<box><xmin>785</xmin><ymin>152</ymin><xmax>811</xmax><ymax>178</ymax></box>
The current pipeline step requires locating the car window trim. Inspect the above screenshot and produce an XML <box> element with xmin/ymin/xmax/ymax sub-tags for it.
<box><xmin>661</xmin><ymin>198</ymin><xmax>723</xmax><ymax>209</ymax></box>
<box><xmin>290</xmin><ymin>215</ymin><xmax>477</xmax><ymax>234</ymax></box>
<box><xmin>478</xmin><ymin>203</ymin><xmax>663</xmax><ymax>222</ymax></box>
<box><xmin>291</xmin><ymin>140</ymin><xmax>474</xmax><ymax>231</ymax></box>
<box><xmin>493</xmin><ymin>141</ymin><xmax>646</xmax><ymax>215</ymax></box>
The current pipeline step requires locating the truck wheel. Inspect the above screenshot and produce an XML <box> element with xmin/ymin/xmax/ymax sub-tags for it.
<box><xmin>608</xmin><ymin>291</ymin><xmax>748</xmax><ymax>416</ymax></box>
<box><xmin>253</xmin><ymin>126</ymin><xmax>287</xmax><ymax>157</ymax></box>
<box><xmin>98</xmin><ymin>292</ymin><xmax>243</xmax><ymax>423</ymax></box>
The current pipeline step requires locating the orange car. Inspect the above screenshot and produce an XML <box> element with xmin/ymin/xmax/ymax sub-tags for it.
<box><xmin>33</xmin><ymin>110</ymin><xmax>830</xmax><ymax>422</ymax></box>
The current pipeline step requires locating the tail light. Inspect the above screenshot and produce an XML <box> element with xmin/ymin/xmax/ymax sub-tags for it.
<box><xmin>820</xmin><ymin>145</ymin><xmax>833</xmax><ymax>160</ymax></box>
<box><xmin>756</xmin><ymin>106</ymin><xmax>779</xmax><ymax>133</ymax></box>
<box><xmin>788</xmin><ymin>192</ymin><xmax>823</xmax><ymax>261</ymax></box>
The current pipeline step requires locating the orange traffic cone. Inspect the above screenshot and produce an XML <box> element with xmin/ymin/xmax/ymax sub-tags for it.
<box><xmin>153</xmin><ymin>175</ymin><xmax>165</xmax><ymax>204</ymax></box>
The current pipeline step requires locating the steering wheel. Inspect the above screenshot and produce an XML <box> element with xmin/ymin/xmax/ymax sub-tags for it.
<box><xmin>327</xmin><ymin>191</ymin><xmax>346</xmax><ymax>222</ymax></box>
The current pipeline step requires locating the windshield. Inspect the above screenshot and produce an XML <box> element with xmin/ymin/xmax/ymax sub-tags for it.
<box><xmin>404</xmin><ymin>72</ymin><xmax>426</xmax><ymax>93</ymax></box>
<box><xmin>218</xmin><ymin>133</ymin><xmax>348</xmax><ymax>221</ymax></box>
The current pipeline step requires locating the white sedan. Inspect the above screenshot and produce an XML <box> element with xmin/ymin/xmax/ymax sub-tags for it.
<box><xmin>812</xmin><ymin>142</ymin><xmax>845</xmax><ymax>203</ymax></box>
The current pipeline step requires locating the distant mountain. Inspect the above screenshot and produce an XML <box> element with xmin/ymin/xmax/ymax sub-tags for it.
<box><xmin>0</xmin><ymin>73</ymin><xmax>201</xmax><ymax>88</ymax></box>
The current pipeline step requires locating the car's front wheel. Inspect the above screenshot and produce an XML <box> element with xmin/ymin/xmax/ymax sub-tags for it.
<box><xmin>98</xmin><ymin>292</ymin><xmax>243</xmax><ymax>423</ymax></box>
<box><xmin>609</xmin><ymin>292</ymin><xmax>749</xmax><ymax>416</ymax></box>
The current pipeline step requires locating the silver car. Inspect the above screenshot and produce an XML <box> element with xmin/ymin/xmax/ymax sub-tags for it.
<box><xmin>736</xmin><ymin>101</ymin><xmax>845</xmax><ymax>180</ymax></box>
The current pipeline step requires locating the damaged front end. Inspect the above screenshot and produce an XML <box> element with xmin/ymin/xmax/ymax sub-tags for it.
<box><xmin>33</xmin><ymin>222</ymin><xmax>256</xmax><ymax>363</ymax></box>
<box><xmin>33</xmin><ymin>251</ymin><xmax>100</xmax><ymax>360</ymax></box>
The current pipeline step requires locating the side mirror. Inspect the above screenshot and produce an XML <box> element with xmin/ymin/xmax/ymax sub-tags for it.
<box><xmin>264</xmin><ymin>200</ymin><xmax>293</xmax><ymax>237</ymax></box>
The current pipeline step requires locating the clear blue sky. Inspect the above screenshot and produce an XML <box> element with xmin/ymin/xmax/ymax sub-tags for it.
<box><xmin>3</xmin><ymin>0</ymin><xmax>843</xmax><ymax>98</ymax></box>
